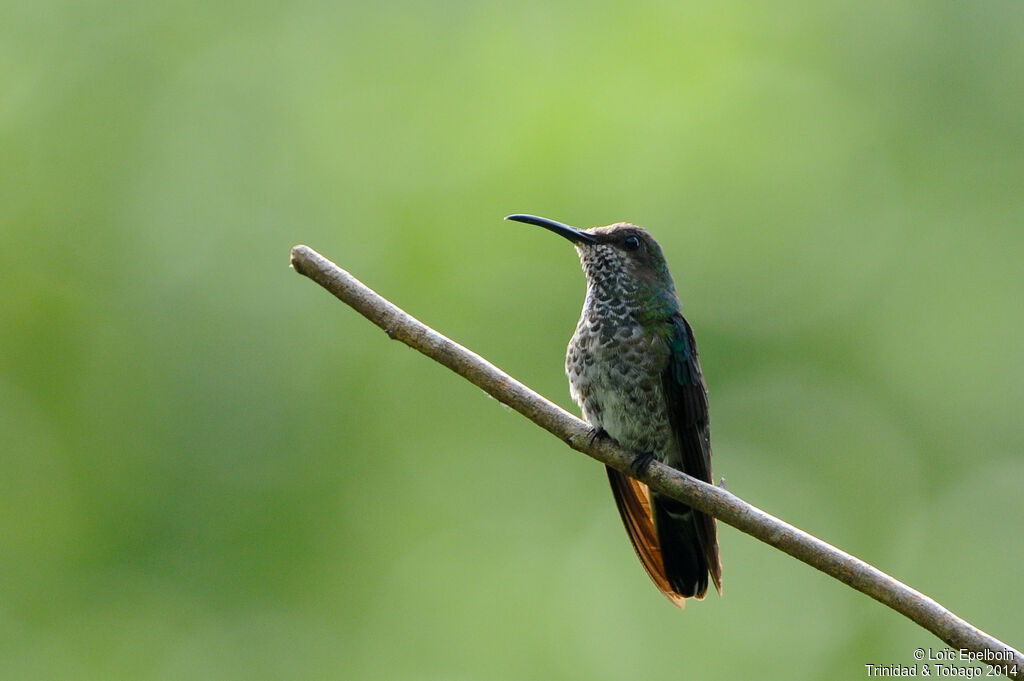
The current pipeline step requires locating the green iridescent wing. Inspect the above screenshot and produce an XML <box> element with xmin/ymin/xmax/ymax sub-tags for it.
<box><xmin>660</xmin><ymin>312</ymin><xmax>722</xmax><ymax>594</ymax></box>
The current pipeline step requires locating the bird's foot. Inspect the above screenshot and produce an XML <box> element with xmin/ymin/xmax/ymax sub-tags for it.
<box><xmin>587</xmin><ymin>427</ymin><xmax>609</xmax><ymax>446</ymax></box>
<box><xmin>630</xmin><ymin>451</ymin><xmax>656</xmax><ymax>477</ymax></box>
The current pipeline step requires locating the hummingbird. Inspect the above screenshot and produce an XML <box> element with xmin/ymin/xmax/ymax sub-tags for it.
<box><xmin>507</xmin><ymin>213</ymin><xmax>722</xmax><ymax>607</ymax></box>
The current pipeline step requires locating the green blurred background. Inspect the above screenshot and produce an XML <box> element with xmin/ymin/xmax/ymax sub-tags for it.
<box><xmin>2</xmin><ymin>1</ymin><xmax>1022</xmax><ymax>678</ymax></box>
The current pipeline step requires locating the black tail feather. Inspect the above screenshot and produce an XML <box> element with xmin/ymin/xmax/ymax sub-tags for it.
<box><xmin>651</xmin><ymin>492</ymin><xmax>709</xmax><ymax>598</ymax></box>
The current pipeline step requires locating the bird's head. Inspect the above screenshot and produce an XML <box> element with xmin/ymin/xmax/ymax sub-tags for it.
<box><xmin>506</xmin><ymin>214</ymin><xmax>679</xmax><ymax>318</ymax></box>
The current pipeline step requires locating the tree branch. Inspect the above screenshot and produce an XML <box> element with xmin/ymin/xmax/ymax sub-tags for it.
<box><xmin>290</xmin><ymin>244</ymin><xmax>1022</xmax><ymax>678</ymax></box>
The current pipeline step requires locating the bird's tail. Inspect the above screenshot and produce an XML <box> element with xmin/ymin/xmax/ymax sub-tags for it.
<box><xmin>607</xmin><ymin>466</ymin><xmax>722</xmax><ymax>604</ymax></box>
<box><xmin>606</xmin><ymin>467</ymin><xmax>688</xmax><ymax>608</ymax></box>
<box><xmin>650</xmin><ymin>491</ymin><xmax>721</xmax><ymax>598</ymax></box>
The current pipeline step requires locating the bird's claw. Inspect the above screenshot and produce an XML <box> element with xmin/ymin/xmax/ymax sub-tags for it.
<box><xmin>587</xmin><ymin>427</ymin><xmax>609</xmax><ymax>446</ymax></box>
<box><xmin>630</xmin><ymin>452</ymin><xmax>655</xmax><ymax>476</ymax></box>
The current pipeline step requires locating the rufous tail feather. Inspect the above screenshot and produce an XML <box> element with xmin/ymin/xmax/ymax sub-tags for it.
<box><xmin>606</xmin><ymin>466</ymin><xmax>688</xmax><ymax>608</ymax></box>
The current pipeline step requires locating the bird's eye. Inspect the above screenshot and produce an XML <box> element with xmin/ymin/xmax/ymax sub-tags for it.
<box><xmin>622</xmin><ymin>235</ymin><xmax>642</xmax><ymax>252</ymax></box>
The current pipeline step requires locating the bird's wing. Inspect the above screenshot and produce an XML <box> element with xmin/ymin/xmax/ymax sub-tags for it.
<box><xmin>606</xmin><ymin>466</ymin><xmax>688</xmax><ymax>608</ymax></box>
<box><xmin>661</xmin><ymin>313</ymin><xmax>723</xmax><ymax>594</ymax></box>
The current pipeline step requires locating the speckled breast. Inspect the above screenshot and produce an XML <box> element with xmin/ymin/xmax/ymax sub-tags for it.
<box><xmin>565</xmin><ymin>305</ymin><xmax>677</xmax><ymax>464</ymax></box>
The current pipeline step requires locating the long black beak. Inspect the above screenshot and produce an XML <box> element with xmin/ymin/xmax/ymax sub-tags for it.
<box><xmin>505</xmin><ymin>214</ymin><xmax>597</xmax><ymax>245</ymax></box>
